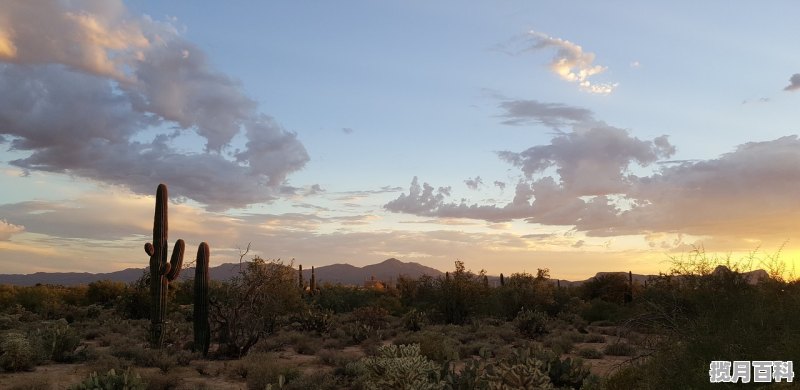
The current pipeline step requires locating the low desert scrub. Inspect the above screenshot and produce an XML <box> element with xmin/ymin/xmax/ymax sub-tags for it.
<box><xmin>583</xmin><ymin>333</ymin><xmax>606</xmax><ymax>343</ymax></box>
<box><xmin>604</xmin><ymin>342</ymin><xmax>637</xmax><ymax>356</ymax></box>
<box><xmin>543</xmin><ymin>334</ymin><xmax>574</xmax><ymax>355</ymax></box>
<box><xmin>283</xmin><ymin>370</ymin><xmax>340</xmax><ymax>390</ymax></box>
<box><xmin>69</xmin><ymin>369</ymin><xmax>146</xmax><ymax>390</ymax></box>
<box><xmin>8</xmin><ymin>377</ymin><xmax>51</xmax><ymax>390</ymax></box>
<box><xmin>316</xmin><ymin>348</ymin><xmax>361</xmax><ymax>368</ymax></box>
<box><xmin>238</xmin><ymin>352</ymin><xmax>301</xmax><ymax>390</ymax></box>
<box><xmin>577</xmin><ymin>347</ymin><xmax>604</xmax><ymax>359</ymax></box>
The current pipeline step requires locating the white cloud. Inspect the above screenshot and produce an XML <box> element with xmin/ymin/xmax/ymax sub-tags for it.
<box><xmin>0</xmin><ymin>219</ymin><xmax>24</xmax><ymax>240</ymax></box>
<box><xmin>522</xmin><ymin>30</ymin><xmax>617</xmax><ymax>95</ymax></box>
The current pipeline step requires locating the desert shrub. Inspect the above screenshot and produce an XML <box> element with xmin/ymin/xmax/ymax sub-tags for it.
<box><xmin>577</xmin><ymin>347</ymin><xmax>604</xmax><ymax>359</ymax></box>
<box><xmin>294</xmin><ymin>334</ymin><xmax>323</xmax><ymax>355</ymax></box>
<box><xmin>347</xmin><ymin>344</ymin><xmax>443</xmax><ymax>389</ymax></box>
<box><xmin>344</xmin><ymin>321</ymin><xmax>378</xmax><ymax>344</ymax></box>
<box><xmin>30</xmin><ymin>318</ymin><xmax>81</xmax><ymax>362</ymax></box>
<box><xmin>604</xmin><ymin>342</ymin><xmax>636</xmax><ymax>356</ymax></box>
<box><xmin>459</xmin><ymin>339</ymin><xmax>499</xmax><ymax>358</ymax></box>
<box><xmin>9</xmin><ymin>376</ymin><xmax>51</xmax><ymax>390</ymax></box>
<box><xmin>316</xmin><ymin>348</ymin><xmax>361</xmax><ymax>367</ymax></box>
<box><xmin>141</xmin><ymin>371</ymin><xmax>181</xmax><ymax>390</ymax></box>
<box><xmin>393</xmin><ymin>331</ymin><xmax>460</xmax><ymax>364</ymax></box>
<box><xmin>69</xmin><ymin>369</ymin><xmax>147</xmax><ymax>390</ymax></box>
<box><xmin>86</xmin><ymin>353</ymin><xmax>130</xmax><ymax>374</ymax></box>
<box><xmin>242</xmin><ymin>353</ymin><xmax>301</xmax><ymax>390</ymax></box>
<box><xmin>0</xmin><ymin>332</ymin><xmax>36</xmax><ymax>371</ymax></box>
<box><xmin>542</xmin><ymin>334</ymin><xmax>574</xmax><ymax>355</ymax></box>
<box><xmin>359</xmin><ymin>335</ymin><xmax>383</xmax><ymax>356</ymax></box>
<box><xmin>210</xmin><ymin>258</ymin><xmax>304</xmax><ymax>358</ymax></box>
<box><xmin>514</xmin><ymin>308</ymin><xmax>550</xmax><ymax>338</ymax></box>
<box><xmin>546</xmin><ymin>356</ymin><xmax>591</xmax><ymax>389</ymax></box>
<box><xmin>583</xmin><ymin>333</ymin><xmax>605</xmax><ymax>343</ymax></box>
<box><xmin>109</xmin><ymin>342</ymin><xmax>176</xmax><ymax>372</ymax></box>
<box><xmin>581</xmin><ymin>299</ymin><xmax>624</xmax><ymax>323</ymax></box>
<box><xmin>293</xmin><ymin>306</ymin><xmax>335</xmax><ymax>335</ymax></box>
<box><xmin>283</xmin><ymin>370</ymin><xmax>340</xmax><ymax>390</ymax></box>
<box><xmin>86</xmin><ymin>280</ymin><xmax>127</xmax><ymax>306</ymax></box>
<box><xmin>0</xmin><ymin>313</ymin><xmax>20</xmax><ymax>330</ymax></box>
<box><xmin>350</xmin><ymin>306</ymin><xmax>389</xmax><ymax>329</ymax></box>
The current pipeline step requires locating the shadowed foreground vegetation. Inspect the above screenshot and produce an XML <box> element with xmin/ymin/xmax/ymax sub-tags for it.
<box><xmin>0</xmin><ymin>249</ymin><xmax>798</xmax><ymax>389</ymax></box>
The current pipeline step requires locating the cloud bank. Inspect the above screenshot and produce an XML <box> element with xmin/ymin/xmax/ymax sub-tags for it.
<box><xmin>386</xmin><ymin>111</ymin><xmax>800</xmax><ymax>244</ymax></box>
<box><xmin>0</xmin><ymin>1</ymin><xmax>308</xmax><ymax>210</ymax></box>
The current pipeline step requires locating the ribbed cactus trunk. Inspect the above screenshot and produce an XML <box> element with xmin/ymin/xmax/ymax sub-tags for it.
<box><xmin>298</xmin><ymin>264</ymin><xmax>304</xmax><ymax>291</ymax></box>
<box><xmin>145</xmin><ymin>184</ymin><xmax>184</xmax><ymax>348</ymax></box>
<box><xmin>624</xmin><ymin>270</ymin><xmax>633</xmax><ymax>304</ymax></box>
<box><xmin>310</xmin><ymin>266</ymin><xmax>316</xmax><ymax>294</ymax></box>
<box><xmin>194</xmin><ymin>242</ymin><xmax>211</xmax><ymax>356</ymax></box>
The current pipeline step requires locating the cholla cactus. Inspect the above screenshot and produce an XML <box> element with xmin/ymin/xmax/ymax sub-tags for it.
<box><xmin>0</xmin><ymin>332</ymin><xmax>35</xmax><ymax>372</ymax></box>
<box><xmin>483</xmin><ymin>349</ymin><xmax>553</xmax><ymax>390</ymax></box>
<box><xmin>349</xmin><ymin>344</ymin><xmax>443</xmax><ymax>390</ymax></box>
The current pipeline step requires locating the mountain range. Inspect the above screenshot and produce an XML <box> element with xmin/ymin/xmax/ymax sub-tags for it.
<box><xmin>0</xmin><ymin>258</ymin><xmax>443</xmax><ymax>287</ymax></box>
<box><xmin>0</xmin><ymin>258</ymin><xmax>769</xmax><ymax>287</ymax></box>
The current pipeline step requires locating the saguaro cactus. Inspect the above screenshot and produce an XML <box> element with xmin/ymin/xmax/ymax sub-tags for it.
<box><xmin>624</xmin><ymin>270</ymin><xmax>633</xmax><ymax>304</ymax></box>
<box><xmin>298</xmin><ymin>264</ymin><xmax>304</xmax><ymax>290</ymax></box>
<box><xmin>310</xmin><ymin>266</ymin><xmax>316</xmax><ymax>294</ymax></box>
<box><xmin>144</xmin><ymin>184</ymin><xmax>185</xmax><ymax>348</ymax></box>
<box><xmin>194</xmin><ymin>242</ymin><xmax>211</xmax><ymax>356</ymax></box>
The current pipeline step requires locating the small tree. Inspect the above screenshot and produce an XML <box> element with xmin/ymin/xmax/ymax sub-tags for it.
<box><xmin>209</xmin><ymin>257</ymin><xmax>304</xmax><ymax>358</ymax></box>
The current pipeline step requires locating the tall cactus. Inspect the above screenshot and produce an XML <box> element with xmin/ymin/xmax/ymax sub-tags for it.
<box><xmin>624</xmin><ymin>270</ymin><xmax>633</xmax><ymax>304</ymax></box>
<box><xmin>144</xmin><ymin>184</ymin><xmax>184</xmax><ymax>348</ymax></box>
<box><xmin>298</xmin><ymin>264</ymin><xmax>304</xmax><ymax>291</ymax></box>
<box><xmin>309</xmin><ymin>266</ymin><xmax>316</xmax><ymax>294</ymax></box>
<box><xmin>193</xmin><ymin>242</ymin><xmax>210</xmax><ymax>356</ymax></box>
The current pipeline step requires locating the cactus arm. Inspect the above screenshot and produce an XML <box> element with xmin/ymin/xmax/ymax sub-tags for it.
<box><xmin>165</xmin><ymin>239</ymin><xmax>185</xmax><ymax>281</ymax></box>
<box><xmin>144</xmin><ymin>243</ymin><xmax>154</xmax><ymax>256</ymax></box>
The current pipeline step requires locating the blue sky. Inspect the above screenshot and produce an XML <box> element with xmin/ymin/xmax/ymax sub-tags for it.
<box><xmin>1</xmin><ymin>1</ymin><xmax>800</xmax><ymax>279</ymax></box>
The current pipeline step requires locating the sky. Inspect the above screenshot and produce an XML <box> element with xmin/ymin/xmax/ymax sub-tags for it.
<box><xmin>1</xmin><ymin>1</ymin><xmax>800</xmax><ymax>280</ymax></box>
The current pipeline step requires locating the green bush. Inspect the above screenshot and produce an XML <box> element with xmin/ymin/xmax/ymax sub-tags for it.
<box><xmin>0</xmin><ymin>332</ymin><xmax>36</xmax><ymax>371</ymax></box>
<box><xmin>514</xmin><ymin>308</ymin><xmax>550</xmax><ymax>338</ymax></box>
<box><xmin>31</xmin><ymin>318</ymin><xmax>80</xmax><ymax>362</ymax></box>
<box><xmin>69</xmin><ymin>369</ymin><xmax>147</xmax><ymax>390</ymax></box>
<box><xmin>401</xmin><ymin>309</ymin><xmax>426</xmax><ymax>332</ymax></box>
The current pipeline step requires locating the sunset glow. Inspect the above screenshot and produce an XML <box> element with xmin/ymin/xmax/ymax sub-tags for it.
<box><xmin>1</xmin><ymin>1</ymin><xmax>799</xmax><ymax>280</ymax></box>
